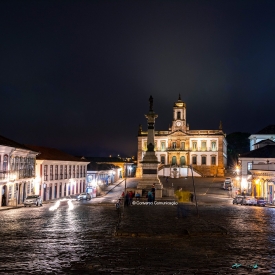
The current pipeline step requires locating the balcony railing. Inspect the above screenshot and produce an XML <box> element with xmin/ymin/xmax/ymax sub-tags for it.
<box><xmin>0</xmin><ymin>169</ymin><xmax>35</xmax><ymax>181</ymax></box>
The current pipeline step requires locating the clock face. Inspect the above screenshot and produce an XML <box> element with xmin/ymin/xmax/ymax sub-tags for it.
<box><xmin>176</xmin><ymin>121</ymin><xmax>182</xmax><ymax>126</ymax></box>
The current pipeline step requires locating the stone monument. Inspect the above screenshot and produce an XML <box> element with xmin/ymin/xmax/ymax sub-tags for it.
<box><xmin>136</xmin><ymin>96</ymin><xmax>163</xmax><ymax>198</ymax></box>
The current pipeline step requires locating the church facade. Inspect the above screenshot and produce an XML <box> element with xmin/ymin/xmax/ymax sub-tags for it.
<box><xmin>136</xmin><ymin>96</ymin><xmax>227</xmax><ymax>177</ymax></box>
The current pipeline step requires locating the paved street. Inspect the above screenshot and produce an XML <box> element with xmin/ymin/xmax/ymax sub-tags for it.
<box><xmin>1</xmin><ymin>178</ymin><xmax>275</xmax><ymax>274</ymax></box>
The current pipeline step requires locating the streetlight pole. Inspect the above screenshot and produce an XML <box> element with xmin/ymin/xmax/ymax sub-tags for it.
<box><xmin>190</xmin><ymin>165</ymin><xmax>199</xmax><ymax>217</ymax></box>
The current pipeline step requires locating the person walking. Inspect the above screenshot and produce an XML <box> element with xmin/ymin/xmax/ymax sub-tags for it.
<box><xmin>147</xmin><ymin>190</ymin><xmax>153</xmax><ymax>203</ymax></box>
<box><xmin>151</xmin><ymin>184</ymin><xmax>156</xmax><ymax>202</ymax></box>
<box><xmin>125</xmin><ymin>192</ymin><xmax>130</xmax><ymax>207</ymax></box>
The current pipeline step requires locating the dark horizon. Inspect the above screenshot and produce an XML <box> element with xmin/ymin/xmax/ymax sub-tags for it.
<box><xmin>1</xmin><ymin>0</ymin><xmax>275</xmax><ymax>157</ymax></box>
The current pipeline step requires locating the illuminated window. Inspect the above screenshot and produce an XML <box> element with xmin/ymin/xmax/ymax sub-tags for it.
<box><xmin>192</xmin><ymin>142</ymin><xmax>197</xmax><ymax>151</ymax></box>
<box><xmin>9</xmin><ymin>185</ymin><xmax>12</xmax><ymax>199</ymax></box>
<box><xmin>144</xmin><ymin>142</ymin><xmax>147</xmax><ymax>150</ymax></box>
<box><xmin>211</xmin><ymin>156</ymin><xmax>216</xmax><ymax>165</ymax></box>
<box><xmin>172</xmin><ymin>142</ymin><xmax>176</xmax><ymax>149</ymax></box>
<box><xmin>44</xmin><ymin>165</ymin><xmax>48</xmax><ymax>181</ymax></box>
<box><xmin>64</xmin><ymin>165</ymin><xmax>67</xmax><ymax>179</ymax></box>
<box><xmin>55</xmin><ymin>165</ymin><xmax>58</xmax><ymax>180</ymax></box>
<box><xmin>211</xmin><ymin>142</ymin><xmax>217</xmax><ymax>151</ymax></box>
<box><xmin>3</xmin><ymin>155</ymin><xmax>8</xmax><ymax>171</ymax></box>
<box><xmin>181</xmin><ymin>142</ymin><xmax>185</xmax><ymax>150</ymax></box>
<box><xmin>248</xmin><ymin>162</ymin><xmax>252</xmax><ymax>171</ymax></box>
<box><xmin>60</xmin><ymin>165</ymin><xmax>63</xmax><ymax>179</ymax></box>
<box><xmin>69</xmin><ymin>165</ymin><xmax>71</xmax><ymax>178</ymax></box>
<box><xmin>27</xmin><ymin>182</ymin><xmax>31</xmax><ymax>194</ymax></box>
<box><xmin>161</xmin><ymin>142</ymin><xmax>166</xmax><ymax>151</ymax></box>
<box><xmin>50</xmin><ymin>165</ymin><xmax>53</xmax><ymax>180</ymax></box>
<box><xmin>172</xmin><ymin>156</ymin><xmax>176</xmax><ymax>165</ymax></box>
<box><xmin>201</xmin><ymin>141</ymin><xmax>206</xmax><ymax>151</ymax></box>
<box><xmin>180</xmin><ymin>156</ymin><xmax>186</xmax><ymax>166</ymax></box>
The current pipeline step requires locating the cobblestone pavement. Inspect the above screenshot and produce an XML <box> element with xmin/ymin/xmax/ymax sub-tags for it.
<box><xmin>1</xmin><ymin>200</ymin><xmax>275</xmax><ymax>274</ymax></box>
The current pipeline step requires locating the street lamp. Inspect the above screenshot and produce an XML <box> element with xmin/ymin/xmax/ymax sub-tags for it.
<box><xmin>186</xmin><ymin>165</ymin><xmax>199</xmax><ymax>217</ymax></box>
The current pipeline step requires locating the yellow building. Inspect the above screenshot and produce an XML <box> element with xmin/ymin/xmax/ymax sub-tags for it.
<box><xmin>137</xmin><ymin>95</ymin><xmax>227</xmax><ymax>178</ymax></box>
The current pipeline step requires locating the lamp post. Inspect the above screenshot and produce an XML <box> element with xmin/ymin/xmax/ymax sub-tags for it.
<box><xmin>189</xmin><ymin>165</ymin><xmax>199</xmax><ymax>217</ymax></box>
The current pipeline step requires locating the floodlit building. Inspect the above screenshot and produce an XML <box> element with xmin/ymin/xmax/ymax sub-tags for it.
<box><xmin>26</xmin><ymin>145</ymin><xmax>90</xmax><ymax>202</ymax></box>
<box><xmin>238</xmin><ymin>125</ymin><xmax>275</xmax><ymax>198</ymax></box>
<box><xmin>85</xmin><ymin>160</ymin><xmax>121</xmax><ymax>197</ymax></box>
<box><xmin>137</xmin><ymin>95</ymin><xmax>227</xmax><ymax>178</ymax></box>
<box><xmin>249</xmin><ymin>125</ymin><xmax>275</xmax><ymax>151</ymax></box>
<box><xmin>0</xmin><ymin>135</ymin><xmax>38</xmax><ymax>208</ymax></box>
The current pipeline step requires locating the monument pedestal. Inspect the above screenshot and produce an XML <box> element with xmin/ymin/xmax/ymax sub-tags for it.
<box><xmin>136</xmin><ymin>150</ymin><xmax>163</xmax><ymax>198</ymax></box>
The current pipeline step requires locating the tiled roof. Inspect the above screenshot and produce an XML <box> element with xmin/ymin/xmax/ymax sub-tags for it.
<box><xmin>26</xmin><ymin>145</ymin><xmax>89</xmax><ymax>162</ymax></box>
<box><xmin>87</xmin><ymin>161</ymin><xmax>118</xmax><ymax>171</ymax></box>
<box><xmin>240</xmin><ymin>145</ymin><xmax>275</xmax><ymax>158</ymax></box>
<box><xmin>256</xmin><ymin>125</ymin><xmax>275</xmax><ymax>134</ymax></box>
<box><xmin>83</xmin><ymin>156</ymin><xmax>133</xmax><ymax>163</ymax></box>
<box><xmin>0</xmin><ymin>134</ymin><xmax>35</xmax><ymax>151</ymax></box>
<box><xmin>254</xmin><ymin>139</ymin><xmax>275</xmax><ymax>145</ymax></box>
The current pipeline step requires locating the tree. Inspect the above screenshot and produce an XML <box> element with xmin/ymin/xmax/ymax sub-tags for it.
<box><xmin>226</xmin><ymin>132</ymin><xmax>250</xmax><ymax>168</ymax></box>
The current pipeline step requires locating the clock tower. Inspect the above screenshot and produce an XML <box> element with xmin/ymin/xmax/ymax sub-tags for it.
<box><xmin>171</xmin><ymin>94</ymin><xmax>186</xmax><ymax>132</ymax></box>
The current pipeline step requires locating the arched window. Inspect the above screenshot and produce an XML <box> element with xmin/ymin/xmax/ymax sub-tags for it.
<box><xmin>180</xmin><ymin>156</ymin><xmax>186</xmax><ymax>166</ymax></box>
<box><xmin>172</xmin><ymin>156</ymin><xmax>177</xmax><ymax>165</ymax></box>
<box><xmin>3</xmin><ymin>155</ymin><xmax>8</xmax><ymax>171</ymax></box>
<box><xmin>177</xmin><ymin>111</ymin><xmax>181</xmax><ymax>119</ymax></box>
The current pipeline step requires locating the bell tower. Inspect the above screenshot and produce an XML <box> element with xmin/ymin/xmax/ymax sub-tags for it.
<box><xmin>171</xmin><ymin>94</ymin><xmax>186</xmax><ymax>132</ymax></box>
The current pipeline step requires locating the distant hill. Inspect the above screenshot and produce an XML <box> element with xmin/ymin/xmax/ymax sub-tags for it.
<box><xmin>226</xmin><ymin>132</ymin><xmax>250</xmax><ymax>168</ymax></box>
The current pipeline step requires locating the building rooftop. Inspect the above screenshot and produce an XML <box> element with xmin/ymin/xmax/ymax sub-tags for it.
<box><xmin>240</xmin><ymin>145</ymin><xmax>275</xmax><ymax>158</ymax></box>
<box><xmin>255</xmin><ymin>125</ymin><xmax>275</xmax><ymax>135</ymax></box>
<box><xmin>254</xmin><ymin>139</ymin><xmax>275</xmax><ymax>145</ymax></box>
<box><xmin>83</xmin><ymin>156</ymin><xmax>133</xmax><ymax>163</ymax></box>
<box><xmin>0</xmin><ymin>134</ymin><xmax>36</xmax><ymax>151</ymax></box>
<box><xmin>26</xmin><ymin>145</ymin><xmax>89</xmax><ymax>162</ymax></box>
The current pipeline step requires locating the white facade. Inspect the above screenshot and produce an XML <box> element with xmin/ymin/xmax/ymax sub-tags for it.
<box><xmin>37</xmin><ymin>160</ymin><xmax>89</xmax><ymax>202</ymax></box>
<box><xmin>249</xmin><ymin>134</ymin><xmax>275</xmax><ymax>150</ymax></box>
<box><xmin>0</xmin><ymin>146</ymin><xmax>38</xmax><ymax>207</ymax></box>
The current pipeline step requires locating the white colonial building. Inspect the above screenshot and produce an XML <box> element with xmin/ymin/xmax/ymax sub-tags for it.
<box><xmin>27</xmin><ymin>145</ymin><xmax>90</xmax><ymax>202</ymax></box>
<box><xmin>0</xmin><ymin>134</ymin><xmax>38</xmax><ymax>208</ymax></box>
<box><xmin>249</xmin><ymin>125</ymin><xmax>275</xmax><ymax>151</ymax></box>
<box><xmin>238</xmin><ymin>125</ymin><xmax>275</xmax><ymax>200</ymax></box>
<box><xmin>137</xmin><ymin>95</ymin><xmax>227</xmax><ymax>178</ymax></box>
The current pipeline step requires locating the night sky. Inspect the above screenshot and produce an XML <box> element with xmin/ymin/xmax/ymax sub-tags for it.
<box><xmin>1</xmin><ymin>0</ymin><xmax>275</xmax><ymax>157</ymax></box>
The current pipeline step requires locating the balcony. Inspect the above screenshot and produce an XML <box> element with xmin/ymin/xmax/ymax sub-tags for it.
<box><xmin>0</xmin><ymin>170</ymin><xmax>35</xmax><ymax>181</ymax></box>
<box><xmin>166</xmin><ymin>147</ymin><xmax>188</xmax><ymax>151</ymax></box>
<box><xmin>252</xmin><ymin>164</ymin><xmax>275</xmax><ymax>171</ymax></box>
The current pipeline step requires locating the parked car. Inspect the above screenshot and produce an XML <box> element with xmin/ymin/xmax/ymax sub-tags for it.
<box><xmin>242</xmin><ymin>196</ymin><xmax>257</xmax><ymax>206</ymax></box>
<box><xmin>24</xmin><ymin>195</ymin><xmax>43</xmax><ymax>207</ymax></box>
<box><xmin>256</xmin><ymin>197</ymin><xmax>267</xmax><ymax>207</ymax></box>
<box><xmin>233</xmin><ymin>195</ymin><xmax>244</xmax><ymax>205</ymax></box>
<box><xmin>77</xmin><ymin>192</ymin><xmax>91</xmax><ymax>200</ymax></box>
